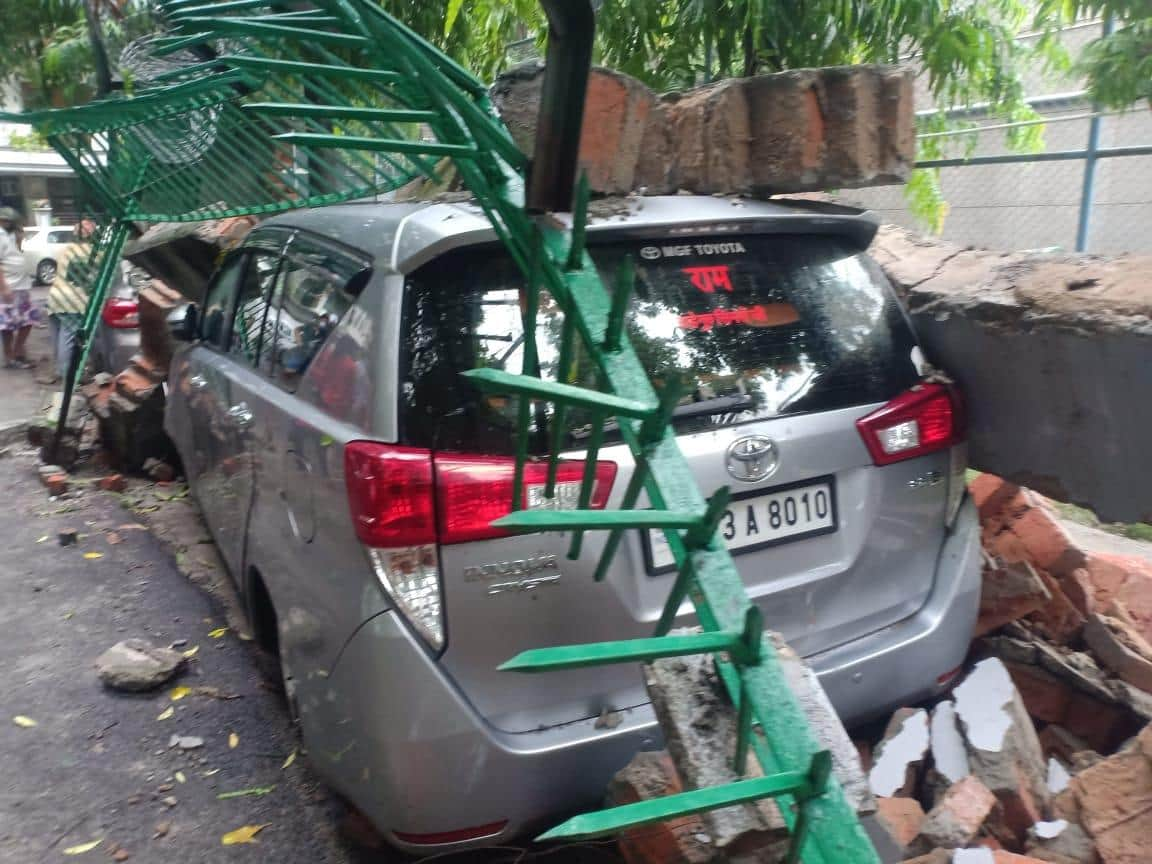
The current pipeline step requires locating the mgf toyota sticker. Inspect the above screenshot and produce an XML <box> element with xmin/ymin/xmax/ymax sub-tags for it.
<box><xmin>640</xmin><ymin>241</ymin><xmax>748</xmax><ymax>259</ymax></box>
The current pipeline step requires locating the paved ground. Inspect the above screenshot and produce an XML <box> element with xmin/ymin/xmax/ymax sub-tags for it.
<box><xmin>0</xmin><ymin>449</ymin><xmax>366</xmax><ymax>864</ymax></box>
<box><xmin>1060</xmin><ymin>518</ymin><xmax>1152</xmax><ymax>566</ymax></box>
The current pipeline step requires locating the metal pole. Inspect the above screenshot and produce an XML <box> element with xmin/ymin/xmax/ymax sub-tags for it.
<box><xmin>1075</xmin><ymin>16</ymin><xmax>1114</xmax><ymax>252</ymax></box>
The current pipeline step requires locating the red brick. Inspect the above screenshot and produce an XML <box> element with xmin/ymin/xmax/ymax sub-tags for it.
<box><xmin>1072</xmin><ymin>746</ymin><xmax>1152</xmax><ymax>856</ymax></box>
<box><xmin>1084</xmin><ymin>610</ymin><xmax>1152</xmax><ymax>693</ymax></box>
<box><xmin>876</xmin><ymin>796</ymin><xmax>925</xmax><ymax>849</ymax></box>
<box><xmin>1027</xmin><ymin>569</ymin><xmax>1086</xmax><ymax>644</ymax></box>
<box><xmin>1037</xmin><ymin>725</ymin><xmax>1089</xmax><ymax>764</ymax></box>
<box><xmin>98</xmin><ymin>474</ymin><xmax>127</xmax><ymax>493</ymax></box>
<box><xmin>1062</xmin><ymin>691</ymin><xmax>1140</xmax><ymax>754</ymax></box>
<box><xmin>917</xmin><ymin>775</ymin><xmax>997</xmax><ymax>849</ymax></box>
<box><xmin>1061</xmin><ymin>568</ymin><xmax>1098</xmax><ymax>618</ymax></box>
<box><xmin>44</xmin><ymin>473</ymin><xmax>68</xmax><ymax>496</ymax></box>
<box><xmin>977</xmin><ymin>560</ymin><xmax>1053</xmax><ymax>637</ymax></box>
<box><xmin>608</xmin><ymin>751</ymin><xmax>712</xmax><ymax>864</ymax></box>
<box><xmin>1009</xmin><ymin>505</ymin><xmax>1086</xmax><ymax>577</ymax></box>
<box><xmin>969</xmin><ymin>473</ymin><xmax>1016</xmax><ymax>514</ymax></box>
<box><xmin>1005</xmin><ymin>662</ymin><xmax>1072</xmax><ymax>724</ymax></box>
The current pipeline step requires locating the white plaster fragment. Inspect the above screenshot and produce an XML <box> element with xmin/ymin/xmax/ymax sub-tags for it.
<box><xmin>1034</xmin><ymin>818</ymin><xmax>1069</xmax><ymax>840</ymax></box>
<box><xmin>868</xmin><ymin>709</ymin><xmax>929</xmax><ymax>797</ymax></box>
<box><xmin>953</xmin><ymin>848</ymin><xmax>995</xmax><ymax>864</ymax></box>
<box><xmin>1047</xmin><ymin>757</ymin><xmax>1071</xmax><ymax>794</ymax></box>
<box><xmin>931</xmin><ymin>700</ymin><xmax>971</xmax><ymax>783</ymax></box>
<box><xmin>954</xmin><ymin>658</ymin><xmax>1015</xmax><ymax>753</ymax></box>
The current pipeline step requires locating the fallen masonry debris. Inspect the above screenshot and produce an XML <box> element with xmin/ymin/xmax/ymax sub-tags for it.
<box><xmin>96</xmin><ymin>639</ymin><xmax>185</xmax><ymax>692</ymax></box>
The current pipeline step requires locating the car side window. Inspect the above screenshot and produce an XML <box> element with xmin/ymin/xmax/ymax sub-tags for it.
<box><xmin>49</xmin><ymin>230</ymin><xmax>75</xmax><ymax>244</ymax></box>
<box><xmin>201</xmin><ymin>253</ymin><xmax>247</xmax><ymax>349</ymax></box>
<box><xmin>263</xmin><ymin>237</ymin><xmax>360</xmax><ymax>391</ymax></box>
<box><xmin>229</xmin><ymin>251</ymin><xmax>283</xmax><ymax>366</ymax></box>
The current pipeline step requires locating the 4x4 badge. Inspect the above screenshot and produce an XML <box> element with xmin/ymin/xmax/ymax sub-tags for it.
<box><xmin>726</xmin><ymin>435</ymin><xmax>779</xmax><ymax>482</ymax></box>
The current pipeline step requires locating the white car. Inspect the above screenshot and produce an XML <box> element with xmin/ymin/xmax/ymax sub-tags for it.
<box><xmin>21</xmin><ymin>225</ymin><xmax>80</xmax><ymax>284</ymax></box>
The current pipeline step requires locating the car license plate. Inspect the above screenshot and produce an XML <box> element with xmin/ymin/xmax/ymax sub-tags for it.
<box><xmin>647</xmin><ymin>479</ymin><xmax>837</xmax><ymax>572</ymax></box>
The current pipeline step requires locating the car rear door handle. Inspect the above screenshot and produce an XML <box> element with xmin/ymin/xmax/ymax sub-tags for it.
<box><xmin>189</xmin><ymin>374</ymin><xmax>208</xmax><ymax>390</ymax></box>
<box><xmin>227</xmin><ymin>402</ymin><xmax>254</xmax><ymax>427</ymax></box>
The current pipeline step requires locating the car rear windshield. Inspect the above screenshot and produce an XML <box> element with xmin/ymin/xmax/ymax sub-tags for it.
<box><xmin>400</xmin><ymin>234</ymin><xmax>920</xmax><ymax>454</ymax></box>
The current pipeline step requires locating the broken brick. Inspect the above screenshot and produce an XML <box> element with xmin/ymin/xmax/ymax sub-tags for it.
<box><xmin>870</xmin><ymin>708</ymin><xmax>929</xmax><ymax>798</ymax></box>
<box><xmin>1026</xmin><ymin>569</ymin><xmax>1086</xmax><ymax>644</ymax></box>
<box><xmin>977</xmin><ymin>560</ymin><xmax>1052</xmax><ymax>637</ymax></box>
<box><xmin>876</xmin><ymin>796</ymin><xmax>925</xmax><ymax>850</ymax></box>
<box><xmin>1037</xmin><ymin>726</ymin><xmax>1091</xmax><ymax>765</ymax></box>
<box><xmin>98</xmin><ymin>474</ymin><xmax>128</xmax><ymax>493</ymax></box>
<box><xmin>1062</xmin><ymin>691</ymin><xmax>1140</xmax><ymax>754</ymax></box>
<box><xmin>1009</xmin><ymin>504</ymin><xmax>1086</xmax><ymax>578</ymax></box>
<box><xmin>1071</xmin><ymin>727</ymin><xmax>1152</xmax><ymax>864</ymax></box>
<box><xmin>608</xmin><ymin>751</ymin><xmax>712</xmax><ymax>864</ymax></box>
<box><xmin>44</xmin><ymin>473</ymin><xmax>68</xmax><ymax>496</ymax></box>
<box><xmin>1084</xmin><ymin>609</ymin><xmax>1152</xmax><ymax>694</ymax></box>
<box><xmin>1005</xmin><ymin>662</ymin><xmax>1073</xmax><ymax>725</ymax></box>
<box><xmin>916</xmin><ymin>775</ymin><xmax>997</xmax><ymax>850</ymax></box>
<box><xmin>954</xmin><ymin>659</ymin><xmax>1051</xmax><ymax>845</ymax></box>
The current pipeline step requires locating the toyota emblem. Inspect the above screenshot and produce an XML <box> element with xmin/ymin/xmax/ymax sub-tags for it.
<box><xmin>725</xmin><ymin>435</ymin><xmax>779</xmax><ymax>482</ymax></box>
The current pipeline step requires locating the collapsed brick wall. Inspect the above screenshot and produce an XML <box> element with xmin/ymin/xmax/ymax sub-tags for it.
<box><xmin>491</xmin><ymin>63</ymin><xmax>914</xmax><ymax>197</ymax></box>
<box><xmin>871</xmin><ymin>225</ymin><xmax>1152</xmax><ymax>526</ymax></box>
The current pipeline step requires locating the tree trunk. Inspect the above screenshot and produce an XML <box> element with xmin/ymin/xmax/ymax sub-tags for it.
<box><xmin>83</xmin><ymin>0</ymin><xmax>114</xmax><ymax>96</ymax></box>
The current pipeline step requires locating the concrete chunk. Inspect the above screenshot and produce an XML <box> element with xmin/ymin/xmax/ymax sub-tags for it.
<box><xmin>954</xmin><ymin>659</ymin><xmax>1051</xmax><ymax>844</ymax></box>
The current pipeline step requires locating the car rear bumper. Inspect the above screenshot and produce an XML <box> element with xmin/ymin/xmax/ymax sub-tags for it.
<box><xmin>807</xmin><ymin>494</ymin><xmax>981</xmax><ymax>725</ymax></box>
<box><xmin>317</xmin><ymin>497</ymin><xmax>979</xmax><ymax>850</ymax></box>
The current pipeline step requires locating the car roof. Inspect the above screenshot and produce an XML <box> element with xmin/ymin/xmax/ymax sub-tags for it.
<box><xmin>258</xmin><ymin>195</ymin><xmax>880</xmax><ymax>275</ymax></box>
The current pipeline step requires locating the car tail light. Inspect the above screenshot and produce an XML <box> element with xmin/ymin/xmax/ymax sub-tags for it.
<box><xmin>344</xmin><ymin>442</ymin><xmax>617</xmax><ymax>650</ymax></box>
<box><xmin>855</xmin><ymin>383</ymin><xmax>964</xmax><ymax>466</ymax></box>
<box><xmin>393</xmin><ymin>819</ymin><xmax>508</xmax><ymax>845</ymax></box>
<box><xmin>102</xmin><ymin>298</ymin><xmax>139</xmax><ymax>329</ymax></box>
<box><xmin>436</xmin><ymin>455</ymin><xmax>616</xmax><ymax>544</ymax></box>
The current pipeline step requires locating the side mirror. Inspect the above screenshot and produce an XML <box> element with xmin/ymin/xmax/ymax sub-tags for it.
<box><xmin>168</xmin><ymin>303</ymin><xmax>198</xmax><ymax>342</ymax></box>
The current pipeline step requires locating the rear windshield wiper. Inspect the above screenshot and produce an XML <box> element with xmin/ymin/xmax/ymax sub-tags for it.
<box><xmin>670</xmin><ymin>395</ymin><xmax>756</xmax><ymax>419</ymax></box>
<box><xmin>569</xmin><ymin>395</ymin><xmax>755</xmax><ymax>441</ymax></box>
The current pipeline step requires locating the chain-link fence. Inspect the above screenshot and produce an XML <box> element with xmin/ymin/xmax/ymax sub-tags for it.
<box><xmin>843</xmin><ymin>20</ymin><xmax>1152</xmax><ymax>255</ymax></box>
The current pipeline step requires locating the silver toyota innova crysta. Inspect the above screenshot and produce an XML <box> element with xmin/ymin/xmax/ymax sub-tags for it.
<box><xmin>165</xmin><ymin>194</ymin><xmax>981</xmax><ymax>852</ymax></box>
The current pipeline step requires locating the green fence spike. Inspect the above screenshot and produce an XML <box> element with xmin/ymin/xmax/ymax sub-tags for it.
<box><xmin>176</xmin><ymin>16</ymin><xmax>371</xmax><ymax>46</ymax></box>
<box><xmin>499</xmin><ymin>629</ymin><xmax>742</xmax><ymax>672</ymax></box>
<box><xmin>683</xmin><ymin>487</ymin><xmax>732</xmax><ymax>550</ymax></box>
<box><xmin>273</xmin><ymin>133</ymin><xmax>477</xmax><ymax>158</ymax></box>
<box><xmin>494</xmin><ymin>508</ymin><xmax>702</xmax><ymax>533</ymax></box>
<box><xmin>565</xmin><ymin>171</ymin><xmax>591</xmax><ymax>270</ymax></box>
<box><xmin>602</xmin><ymin>254</ymin><xmax>635</xmax><ymax>352</ymax></box>
<box><xmin>245</xmin><ymin>102</ymin><xmax>440</xmax><ymax>124</ymax></box>
<box><xmin>593</xmin><ymin>460</ymin><xmax>647</xmax><ymax>582</ymax></box>
<box><xmin>462</xmin><ymin>368</ymin><xmax>656</xmax><ymax>419</ymax></box>
<box><xmin>785</xmin><ymin>750</ymin><xmax>834</xmax><ymax>864</ymax></box>
<box><xmin>567</xmin><ymin>413</ymin><xmax>606</xmax><ymax>560</ymax></box>
<box><xmin>221</xmin><ymin>55</ymin><xmax>404</xmax><ymax>84</ymax></box>
<box><xmin>544</xmin><ymin>314</ymin><xmax>576</xmax><ymax>497</ymax></box>
<box><xmin>536</xmin><ymin>771</ymin><xmax>810</xmax><ymax>842</ymax></box>
<box><xmin>512</xmin><ymin>228</ymin><xmax>545</xmax><ymax>512</ymax></box>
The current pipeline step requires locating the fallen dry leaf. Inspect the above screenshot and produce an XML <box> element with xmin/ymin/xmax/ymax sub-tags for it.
<box><xmin>12</xmin><ymin>715</ymin><xmax>36</xmax><ymax>728</ymax></box>
<box><xmin>217</xmin><ymin>786</ymin><xmax>274</xmax><ymax>800</ymax></box>
<box><xmin>153</xmin><ymin>822</ymin><xmax>171</xmax><ymax>839</ymax></box>
<box><xmin>208</xmin><ymin>627</ymin><xmax>228</xmax><ymax>639</ymax></box>
<box><xmin>83</xmin><ymin>552</ymin><xmax>104</xmax><ymax>560</ymax></box>
<box><xmin>281</xmin><ymin>749</ymin><xmax>297</xmax><ymax>770</ymax></box>
<box><xmin>35</xmin><ymin>535</ymin><xmax>47</xmax><ymax>543</ymax></box>
<box><xmin>62</xmin><ymin>611</ymin><xmax>74</xmax><ymax>620</ymax></box>
<box><xmin>181</xmin><ymin>645</ymin><xmax>199</xmax><ymax>659</ymax></box>
<box><xmin>169</xmin><ymin>686</ymin><xmax>191</xmax><ymax>702</ymax></box>
<box><xmin>62</xmin><ymin>839</ymin><xmax>102</xmax><ymax>855</ymax></box>
<box><xmin>221</xmin><ymin>825</ymin><xmax>268</xmax><ymax>846</ymax></box>
<box><xmin>112</xmin><ymin>849</ymin><xmax>130</xmax><ymax>862</ymax></box>
<box><xmin>202</xmin><ymin>769</ymin><xmax>220</xmax><ymax>777</ymax></box>
<box><xmin>156</xmin><ymin>707</ymin><xmax>174</xmax><ymax>721</ymax></box>
<box><xmin>106</xmin><ymin>532</ymin><xmax>122</xmax><ymax>545</ymax></box>
<box><xmin>174</xmin><ymin>771</ymin><xmax>186</xmax><ymax>784</ymax></box>
<box><xmin>228</xmin><ymin>732</ymin><xmax>239</xmax><ymax>749</ymax></box>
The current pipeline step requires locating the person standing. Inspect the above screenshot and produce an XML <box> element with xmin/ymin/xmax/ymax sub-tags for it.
<box><xmin>44</xmin><ymin>220</ymin><xmax>96</xmax><ymax>383</ymax></box>
<box><xmin>0</xmin><ymin>207</ymin><xmax>41</xmax><ymax>369</ymax></box>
